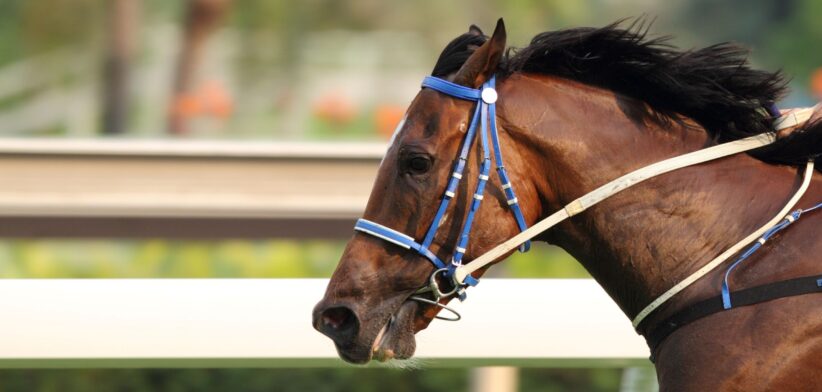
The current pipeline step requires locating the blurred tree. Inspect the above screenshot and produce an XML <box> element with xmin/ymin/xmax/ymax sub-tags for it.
<box><xmin>763</xmin><ymin>0</ymin><xmax>822</xmax><ymax>94</ymax></box>
<box><xmin>676</xmin><ymin>0</ymin><xmax>792</xmax><ymax>47</ymax></box>
<box><xmin>169</xmin><ymin>0</ymin><xmax>232</xmax><ymax>135</ymax></box>
<box><xmin>19</xmin><ymin>0</ymin><xmax>102</xmax><ymax>55</ymax></box>
<box><xmin>102</xmin><ymin>0</ymin><xmax>140</xmax><ymax>134</ymax></box>
<box><xmin>0</xmin><ymin>1</ymin><xmax>24</xmax><ymax>66</ymax></box>
<box><xmin>672</xmin><ymin>0</ymin><xmax>820</xmax><ymax>103</ymax></box>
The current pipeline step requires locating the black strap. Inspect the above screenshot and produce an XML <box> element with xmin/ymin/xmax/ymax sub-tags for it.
<box><xmin>643</xmin><ymin>274</ymin><xmax>822</xmax><ymax>358</ymax></box>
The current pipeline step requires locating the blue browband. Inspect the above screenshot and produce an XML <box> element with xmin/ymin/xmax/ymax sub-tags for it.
<box><xmin>354</xmin><ymin>75</ymin><xmax>530</xmax><ymax>292</ymax></box>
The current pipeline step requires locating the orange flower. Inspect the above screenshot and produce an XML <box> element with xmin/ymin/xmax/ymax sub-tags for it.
<box><xmin>314</xmin><ymin>92</ymin><xmax>356</xmax><ymax>125</ymax></box>
<box><xmin>170</xmin><ymin>80</ymin><xmax>233</xmax><ymax>119</ymax></box>
<box><xmin>812</xmin><ymin>68</ymin><xmax>822</xmax><ymax>99</ymax></box>
<box><xmin>375</xmin><ymin>105</ymin><xmax>405</xmax><ymax>139</ymax></box>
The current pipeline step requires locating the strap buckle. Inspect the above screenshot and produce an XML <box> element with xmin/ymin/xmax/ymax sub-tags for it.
<box><xmin>409</xmin><ymin>268</ymin><xmax>464</xmax><ymax>321</ymax></box>
<box><xmin>413</xmin><ymin>268</ymin><xmax>459</xmax><ymax>300</ymax></box>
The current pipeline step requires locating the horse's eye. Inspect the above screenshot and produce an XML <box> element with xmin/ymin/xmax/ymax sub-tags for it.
<box><xmin>407</xmin><ymin>156</ymin><xmax>432</xmax><ymax>175</ymax></box>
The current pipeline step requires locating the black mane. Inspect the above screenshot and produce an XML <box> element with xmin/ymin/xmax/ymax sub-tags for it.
<box><xmin>431</xmin><ymin>30</ymin><xmax>488</xmax><ymax>77</ymax></box>
<box><xmin>432</xmin><ymin>20</ymin><xmax>822</xmax><ymax>169</ymax></box>
<box><xmin>503</xmin><ymin>20</ymin><xmax>787</xmax><ymax>142</ymax></box>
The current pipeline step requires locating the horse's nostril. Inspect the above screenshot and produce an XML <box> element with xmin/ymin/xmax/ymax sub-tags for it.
<box><xmin>322</xmin><ymin>307</ymin><xmax>350</xmax><ymax>330</ymax></box>
<box><xmin>317</xmin><ymin>306</ymin><xmax>359</xmax><ymax>342</ymax></box>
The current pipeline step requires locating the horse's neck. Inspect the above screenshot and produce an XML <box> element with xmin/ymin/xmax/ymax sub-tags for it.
<box><xmin>500</xmin><ymin>74</ymin><xmax>807</xmax><ymax>318</ymax></box>
<box><xmin>556</xmin><ymin>157</ymin><xmax>804</xmax><ymax>317</ymax></box>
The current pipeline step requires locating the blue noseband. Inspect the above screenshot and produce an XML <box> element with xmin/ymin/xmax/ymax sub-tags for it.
<box><xmin>354</xmin><ymin>75</ymin><xmax>530</xmax><ymax>295</ymax></box>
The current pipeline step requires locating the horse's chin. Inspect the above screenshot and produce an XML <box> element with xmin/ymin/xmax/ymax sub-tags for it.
<box><xmin>336</xmin><ymin>300</ymin><xmax>419</xmax><ymax>364</ymax></box>
<box><xmin>371</xmin><ymin>300</ymin><xmax>418</xmax><ymax>362</ymax></box>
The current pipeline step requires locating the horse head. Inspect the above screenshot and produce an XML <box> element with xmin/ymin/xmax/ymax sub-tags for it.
<box><xmin>311</xmin><ymin>19</ymin><xmax>538</xmax><ymax>364</ymax></box>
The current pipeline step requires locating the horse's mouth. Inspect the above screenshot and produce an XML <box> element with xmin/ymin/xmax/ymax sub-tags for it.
<box><xmin>370</xmin><ymin>300</ymin><xmax>418</xmax><ymax>362</ymax></box>
<box><xmin>335</xmin><ymin>300</ymin><xmax>419</xmax><ymax>364</ymax></box>
<box><xmin>371</xmin><ymin>315</ymin><xmax>394</xmax><ymax>361</ymax></box>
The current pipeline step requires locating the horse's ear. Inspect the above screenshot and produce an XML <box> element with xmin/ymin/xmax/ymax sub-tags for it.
<box><xmin>453</xmin><ymin>18</ymin><xmax>506</xmax><ymax>88</ymax></box>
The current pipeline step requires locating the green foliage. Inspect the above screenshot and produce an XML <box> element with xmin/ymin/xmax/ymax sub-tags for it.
<box><xmin>307</xmin><ymin>109</ymin><xmax>376</xmax><ymax>140</ymax></box>
<box><xmin>504</xmin><ymin>243</ymin><xmax>590</xmax><ymax>278</ymax></box>
<box><xmin>0</xmin><ymin>239</ymin><xmax>586</xmax><ymax>279</ymax></box>
<box><xmin>520</xmin><ymin>368</ymin><xmax>624</xmax><ymax>392</ymax></box>
<box><xmin>0</xmin><ymin>1</ymin><xmax>24</xmax><ymax>67</ymax></box>
<box><xmin>17</xmin><ymin>0</ymin><xmax>103</xmax><ymax>59</ymax></box>
<box><xmin>0</xmin><ymin>239</ymin><xmax>345</xmax><ymax>278</ymax></box>
<box><xmin>763</xmin><ymin>0</ymin><xmax>822</xmax><ymax>91</ymax></box>
<box><xmin>672</xmin><ymin>0</ymin><xmax>821</xmax><ymax>101</ymax></box>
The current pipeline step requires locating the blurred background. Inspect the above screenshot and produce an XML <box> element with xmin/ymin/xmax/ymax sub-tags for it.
<box><xmin>0</xmin><ymin>0</ymin><xmax>820</xmax><ymax>391</ymax></box>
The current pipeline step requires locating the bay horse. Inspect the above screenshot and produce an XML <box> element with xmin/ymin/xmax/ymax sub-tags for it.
<box><xmin>313</xmin><ymin>19</ymin><xmax>822</xmax><ymax>390</ymax></box>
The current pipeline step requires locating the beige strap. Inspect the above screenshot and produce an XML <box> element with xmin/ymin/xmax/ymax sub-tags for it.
<box><xmin>773</xmin><ymin>107</ymin><xmax>815</xmax><ymax>130</ymax></box>
<box><xmin>454</xmin><ymin>108</ymin><xmax>815</xmax><ymax>306</ymax></box>
<box><xmin>454</xmin><ymin>132</ymin><xmax>776</xmax><ymax>283</ymax></box>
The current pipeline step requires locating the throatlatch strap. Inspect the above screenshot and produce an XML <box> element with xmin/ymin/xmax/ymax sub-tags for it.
<box><xmin>644</xmin><ymin>274</ymin><xmax>822</xmax><ymax>359</ymax></box>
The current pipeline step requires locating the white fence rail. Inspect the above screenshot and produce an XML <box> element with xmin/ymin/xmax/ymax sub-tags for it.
<box><xmin>0</xmin><ymin>278</ymin><xmax>649</xmax><ymax>368</ymax></box>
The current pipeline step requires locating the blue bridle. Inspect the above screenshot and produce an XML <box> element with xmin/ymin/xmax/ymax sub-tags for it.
<box><xmin>353</xmin><ymin>75</ymin><xmax>530</xmax><ymax>300</ymax></box>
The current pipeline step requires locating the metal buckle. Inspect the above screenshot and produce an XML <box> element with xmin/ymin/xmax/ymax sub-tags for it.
<box><xmin>430</xmin><ymin>268</ymin><xmax>458</xmax><ymax>299</ymax></box>
<box><xmin>409</xmin><ymin>268</ymin><xmax>463</xmax><ymax>321</ymax></box>
<box><xmin>413</xmin><ymin>268</ymin><xmax>459</xmax><ymax>298</ymax></box>
<box><xmin>414</xmin><ymin>268</ymin><xmax>459</xmax><ymax>300</ymax></box>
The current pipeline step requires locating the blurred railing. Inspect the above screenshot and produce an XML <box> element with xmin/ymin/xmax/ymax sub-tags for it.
<box><xmin>0</xmin><ymin>138</ymin><xmax>384</xmax><ymax>238</ymax></box>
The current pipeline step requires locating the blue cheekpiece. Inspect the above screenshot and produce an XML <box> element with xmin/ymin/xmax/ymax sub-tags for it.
<box><xmin>353</xmin><ymin>75</ymin><xmax>531</xmax><ymax>297</ymax></box>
